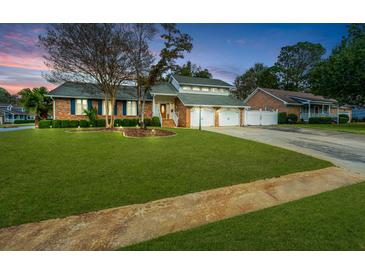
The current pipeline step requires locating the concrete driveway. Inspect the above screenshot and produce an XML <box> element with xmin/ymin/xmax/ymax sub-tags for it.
<box><xmin>206</xmin><ymin>126</ymin><xmax>365</xmax><ymax>175</ymax></box>
<box><xmin>0</xmin><ymin>125</ymin><xmax>34</xmax><ymax>132</ymax></box>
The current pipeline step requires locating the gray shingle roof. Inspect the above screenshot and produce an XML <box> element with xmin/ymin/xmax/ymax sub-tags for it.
<box><xmin>258</xmin><ymin>88</ymin><xmax>337</xmax><ymax>104</ymax></box>
<box><xmin>172</xmin><ymin>74</ymin><xmax>233</xmax><ymax>88</ymax></box>
<box><xmin>178</xmin><ymin>93</ymin><xmax>245</xmax><ymax>107</ymax></box>
<box><xmin>149</xmin><ymin>83</ymin><xmax>178</xmax><ymax>96</ymax></box>
<box><xmin>48</xmin><ymin>82</ymin><xmax>152</xmax><ymax>101</ymax></box>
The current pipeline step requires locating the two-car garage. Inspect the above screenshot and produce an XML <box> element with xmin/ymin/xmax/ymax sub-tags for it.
<box><xmin>190</xmin><ymin>107</ymin><xmax>241</xmax><ymax>127</ymax></box>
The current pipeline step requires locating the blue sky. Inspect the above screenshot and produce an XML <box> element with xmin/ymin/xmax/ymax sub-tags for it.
<box><xmin>0</xmin><ymin>23</ymin><xmax>348</xmax><ymax>94</ymax></box>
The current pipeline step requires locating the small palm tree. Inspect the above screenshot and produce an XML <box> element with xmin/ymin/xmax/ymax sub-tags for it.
<box><xmin>84</xmin><ymin>107</ymin><xmax>97</xmax><ymax>126</ymax></box>
<box><xmin>19</xmin><ymin>87</ymin><xmax>52</xmax><ymax>127</ymax></box>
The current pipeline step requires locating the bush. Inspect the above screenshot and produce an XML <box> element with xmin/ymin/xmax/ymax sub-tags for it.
<box><xmin>121</xmin><ymin>118</ymin><xmax>139</xmax><ymax>127</ymax></box>
<box><xmin>95</xmin><ymin>119</ymin><xmax>106</xmax><ymax>127</ymax></box>
<box><xmin>308</xmin><ymin>117</ymin><xmax>332</xmax><ymax>124</ymax></box>
<box><xmin>287</xmin><ymin>113</ymin><xmax>298</xmax><ymax>124</ymax></box>
<box><xmin>69</xmin><ymin>120</ymin><xmax>79</xmax><ymax>128</ymax></box>
<box><xmin>14</xmin><ymin>119</ymin><xmax>35</xmax><ymax>124</ymax></box>
<box><xmin>61</xmin><ymin>120</ymin><xmax>70</xmax><ymax>128</ymax></box>
<box><xmin>52</xmin><ymin>120</ymin><xmax>62</xmax><ymax>128</ymax></box>
<box><xmin>278</xmin><ymin>112</ymin><xmax>287</xmax><ymax>124</ymax></box>
<box><xmin>143</xmin><ymin>118</ymin><xmax>152</xmax><ymax>126</ymax></box>
<box><xmin>151</xmin><ymin>116</ymin><xmax>161</xmax><ymax>127</ymax></box>
<box><xmin>114</xmin><ymin>119</ymin><xmax>123</xmax><ymax>127</ymax></box>
<box><xmin>339</xmin><ymin>114</ymin><xmax>349</xmax><ymax>124</ymax></box>
<box><xmin>38</xmin><ymin>120</ymin><xmax>52</xmax><ymax>129</ymax></box>
<box><xmin>79</xmin><ymin>120</ymin><xmax>90</xmax><ymax>128</ymax></box>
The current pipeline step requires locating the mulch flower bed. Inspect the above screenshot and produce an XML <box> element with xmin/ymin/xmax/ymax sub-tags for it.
<box><xmin>122</xmin><ymin>128</ymin><xmax>176</xmax><ymax>137</ymax></box>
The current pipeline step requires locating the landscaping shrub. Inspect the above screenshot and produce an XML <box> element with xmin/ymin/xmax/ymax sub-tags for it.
<box><xmin>95</xmin><ymin>119</ymin><xmax>106</xmax><ymax>127</ymax></box>
<box><xmin>121</xmin><ymin>118</ymin><xmax>139</xmax><ymax>127</ymax></box>
<box><xmin>151</xmin><ymin>116</ymin><xmax>161</xmax><ymax>127</ymax></box>
<box><xmin>38</xmin><ymin>120</ymin><xmax>52</xmax><ymax>128</ymax></box>
<box><xmin>308</xmin><ymin>117</ymin><xmax>332</xmax><ymax>124</ymax></box>
<box><xmin>339</xmin><ymin>114</ymin><xmax>349</xmax><ymax>124</ymax></box>
<box><xmin>61</xmin><ymin>120</ymin><xmax>70</xmax><ymax>128</ymax></box>
<box><xmin>52</xmin><ymin>120</ymin><xmax>62</xmax><ymax>128</ymax></box>
<box><xmin>287</xmin><ymin>113</ymin><xmax>298</xmax><ymax>124</ymax></box>
<box><xmin>143</xmin><ymin>118</ymin><xmax>152</xmax><ymax>126</ymax></box>
<box><xmin>79</xmin><ymin>120</ymin><xmax>90</xmax><ymax>128</ymax></box>
<box><xmin>278</xmin><ymin>112</ymin><xmax>287</xmax><ymax>124</ymax></box>
<box><xmin>14</xmin><ymin>119</ymin><xmax>35</xmax><ymax>124</ymax></box>
<box><xmin>69</xmin><ymin>120</ymin><xmax>79</xmax><ymax>128</ymax></box>
<box><xmin>84</xmin><ymin>107</ymin><xmax>97</xmax><ymax>126</ymax></box>
<box><xmin>114</xmin><ymin>119</ymin><xmax>123</xmax><ymax>127</ymax></box>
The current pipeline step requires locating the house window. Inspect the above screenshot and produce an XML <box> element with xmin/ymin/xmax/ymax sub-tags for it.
<box><xmin>201</xmin><ymin>87</ymin><xmax>209</xmax><ymax>92</ymax></box>
<box><xmin>76</xmin><ymin>99</ymin><xmax>88</xmax><ymax>115</ymax></box>
<box><xmin>102</xmin><ymin>100</ymin><xmax>113</xmax><ymax>115</ymax></box>
<box><xmin>182</xmin><ymin>86</ymin><xmax>190</xmax><ymax>90</ymax></box>
<box><xmin>127</xmin><ymin>101</ymin><xmax>137</xmax><ymax>116</ymax></box>
<box><xmin>192</xmin><ymin>86</ymin><xmax>200</xmax><ymax>91</ymax></box>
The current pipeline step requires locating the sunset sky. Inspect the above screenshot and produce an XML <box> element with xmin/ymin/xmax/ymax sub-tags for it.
<box><xmin>0</xmin><ymin>23</ymin><xmax>348</xmax><ymax>95</ymax></box>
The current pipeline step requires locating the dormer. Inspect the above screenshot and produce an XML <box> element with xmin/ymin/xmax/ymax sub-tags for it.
<box><xmin>170</xmin><ymin>74</ymin><xmax>233</xmax><ymax>96</ymax></box>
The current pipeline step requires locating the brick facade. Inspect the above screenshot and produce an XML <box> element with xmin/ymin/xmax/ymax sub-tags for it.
<box><xmin>246</xmin><ymin>89</ymin><xmax>301</xmax><ymax>117</ymax></box>
<box><xmin>175</xmin><ymin>98</ymin><xmax>191</xmax><ymax>128</ymax></box>
<box><xmin>54</xmin><ymin>98</ymin><xmax>152</xmax><ymax>120</ymax></box>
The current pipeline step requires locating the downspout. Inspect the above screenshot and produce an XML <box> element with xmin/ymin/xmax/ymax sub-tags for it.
<box><xmin>51</xmin><ymin>96</ymin><xmax>56</xmax><ymax>120</ymax></box>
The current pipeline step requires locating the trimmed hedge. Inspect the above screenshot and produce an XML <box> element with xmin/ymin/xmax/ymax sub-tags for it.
<box><xmin>278</xmin><ymin>112</ymin><xmax>287</xmax><ymax>124</ymax></box>
<box><xmin>61</xmin><ymin>120</ymin><xmax>70</xmax><ymax>128</ymax></box>
<box><xmin>52</xmin><ymin>120</ymin><xmax>62</xmax><ymax>128</ymax></box>
<box><xmin>38</xmin><ymin>120</ymin><xmax>52</xmax><ymax>128</ymax></box>
<box><xmin>79</xmin><ymin>120</ymin><xmax>90</xmax><ymax>128</ymax></box>
<box><xmin>121</xmin><ymin>118</ymin><xmax>139</xmax><ymax>127</ymax></box>
<box><xmin>14</xmin><ymin>119</ymin><xmax>35</xmax><ymax>124</ymax></box>
<box><xmin>95</xmin><ymin>119</ymin><xmax>106</xmax><ymax>127</ymax></box>
<box><xmin>287</xmin><ymin>113</ymin><xmax>298</xmax><ymax>124</ymax></box>
<box><xmin>308</xmin><ymin>117</ymin><xmax>332</xmax><ymax>124</ymax></box>
<box><xmin>69</xmin><ymin>120</ymin><xmax>79</xmax><ymax>128</ymax></box>
<box><xmin>339</xmin><ymin>114</ymin><xmax>349</xmax><ymax>124</ymax></box>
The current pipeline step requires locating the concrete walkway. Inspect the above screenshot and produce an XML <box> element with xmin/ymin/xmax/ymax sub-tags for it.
<box><xmin>0</xmin><ymin>166</ymin><xmax>363</xmax><ymax>251</ymax></box>
<box><xmin>0</xmin><ymin>125</ymin><xmax>34</xmax><ymax>132</ymax></box>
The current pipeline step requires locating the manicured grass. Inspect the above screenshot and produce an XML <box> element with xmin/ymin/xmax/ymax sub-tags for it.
<box><xmin>0</xmin><ymin>128</ymin><xmax>330</xmax><ymax>228</ymax></box>
<box><xmin>279</xmin><ymin>123</ymin><xmax>365</xmax><ymax>135</ymax></box>
<box><xmin>122</xmin><ymin>181</ymin><xmax>365</xmax><ymax>251</ymax></box>
<box><xmin>0</xmin><ymin>123</ymin><xmax>34</xmax><ymax>128</ymax></box>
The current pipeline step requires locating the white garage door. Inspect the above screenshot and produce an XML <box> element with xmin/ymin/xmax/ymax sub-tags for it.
<box><xmin>244</xmin><ymin>110</ymin><xmax>278</xmax><ymax>126</ymax></box>
<box><xmin>219</xmin><ymin>108</ymin><xmax>240</xmax><ymax>126</ymax></box>
<box><xmin>191</xmin><ymin>107</ymin><xmax>214</xmax><ymax>127</ymax></box>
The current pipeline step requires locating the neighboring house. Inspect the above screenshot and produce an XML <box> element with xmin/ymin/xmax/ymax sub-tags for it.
<box><xmin>0</xmin><ymin>103</ymin><xmax>34</xmax><ymax>124</ymax></box>
<box><xmin>48</xmin><ymin>75</ymin><xmax>246</xmax><ymax>127</ymax></box>
<box><xmin>245</xmin><ymin>87</ymin><xmax>352</xmax><ymax>122</ymax></box>
<box><xmin>352</xmin><ymin>106</ymin><xmax>365</xmax><ymax>121</ymax></box>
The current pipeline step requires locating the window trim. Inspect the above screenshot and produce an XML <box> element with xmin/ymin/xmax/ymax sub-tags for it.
<box><xmin>75</xmin><ymin>99</ymin><xmax>88</xmax><ymax>115</ymax></box>
<box><xmin>126</xmin><ymin>101</ymin><xmax>137</xmax><ymax>116</ymax></box>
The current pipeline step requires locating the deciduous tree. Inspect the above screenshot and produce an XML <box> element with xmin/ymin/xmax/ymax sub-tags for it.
<box><xmin>39</xmin><ymin>24</ymin><xmax>132</xmax><ymax>128</ymax></box>
<box><xmin>173</xmin><ymin>61</ymin><xmax>212</xmax><ymax>78</ymax></box>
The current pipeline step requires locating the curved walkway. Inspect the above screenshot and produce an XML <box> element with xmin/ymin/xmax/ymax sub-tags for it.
<box><xmin>0</xmin><ymin>167</ymin><xmax>363</xmax><ymax>250</ymax></box>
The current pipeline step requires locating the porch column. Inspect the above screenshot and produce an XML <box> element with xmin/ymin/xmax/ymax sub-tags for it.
<box><xmin>322</xmin><ymin>104</ymin><xmax>324</xmax><ymax>115</ymax></box>
<box><xmin>152</xmin><ymin>96</ymin><xmax>156</xmax><ymax>116</ymax></box>
<box><xmin>308</xmin><ymin>102</ymin><xmax>311</xmax><ymax>119</ymax></box>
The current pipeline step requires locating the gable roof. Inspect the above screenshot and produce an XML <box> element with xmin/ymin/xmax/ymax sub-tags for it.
<box><xmin>250</xmin><ymin>87</ymin><xmax>337</xmax><ymax>105</ymax></box>
<box><xmin>178</xmin><ymin>93</ymin><xmax>245</xmax><ymax>108</ymax></box>
<box><xmin>149</xmin><ymin>82</ymin><xmax>178</xmax><ymax>96</ymax></box>
<box><xmin>48</xmin><ymin>82</ymin><xmax>152</xmax><ymax>101</ymax></box>
<box><xmin>172</xmin><ymin>74</ymin><xmax>233</xmax><ymax>88</ymax></box>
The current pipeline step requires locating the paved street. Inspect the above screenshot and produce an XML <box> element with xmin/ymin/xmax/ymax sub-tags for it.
<box><xmin>206</xmin><ymin>126</ymin><xmax>365</xmax><ymax>175</ymax></box>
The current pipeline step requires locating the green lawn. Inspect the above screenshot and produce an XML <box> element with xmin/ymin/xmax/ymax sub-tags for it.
<box><xmin>0</xmin><ymin>128</ymin><xmax>330</xmax><ymax>228</ymax></box>
<box><xmin>122</xmin><ymin>181</ymin><xmax>365</xmax><ymax>251</ymax></box>
<box><xmin>279</xmin><ymin>123</ymin><xmax>365</xmax><ymax>135</ymax></box>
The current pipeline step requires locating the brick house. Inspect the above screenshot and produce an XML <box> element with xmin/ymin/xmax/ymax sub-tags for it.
<box><xmin>47</xmin><ymin>75</ymin><xmax>246</xmax><ymax>127</ymax></box>
<box><xmin>245</xmin><ymin>87</ymin><xmax>352</xmax><ymax>121</ymax></box>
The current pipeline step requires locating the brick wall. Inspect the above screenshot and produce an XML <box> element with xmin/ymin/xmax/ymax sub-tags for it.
<box><xmin>246</xmin><ymin>90</ymin><xmax>301</xmax><ymax>117</ymax></box>
<box><xmin>175</xmin><ymin>98</ymin><xmax>190</xmax><ymax>128</ymax></box>
<box><xmin>54</xmin><ymin>98</ymin><xmax>152</xmax><ymax>120</ymax></box>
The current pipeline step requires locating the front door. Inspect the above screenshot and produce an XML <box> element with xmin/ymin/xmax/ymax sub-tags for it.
<box><xmin>160</xmin><ymin>104</ymin><xmax>167</xmax><ymax>118</ymax></box>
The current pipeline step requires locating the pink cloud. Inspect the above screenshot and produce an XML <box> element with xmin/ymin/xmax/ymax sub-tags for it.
<box><xmin>3</xmin><ymin>32</ymin><xmax>38</xmax><ymax>46</ymax></box>
<box><xmin>0</xmin><ymin>52</ymin><xmax>47</xmax><ymax>71</ymax></box>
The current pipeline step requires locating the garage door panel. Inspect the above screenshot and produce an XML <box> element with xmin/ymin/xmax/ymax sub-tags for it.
<box><xmin>244</xmin><ymin>110</ymin><xmax>278</xmax><ymax>125</ymax></box>
<box><xmin>219</xmin><ymin>109</ymin><xmax>240</xmax><ymax>126</ymax></box>
<box><xmin>191</xmin><ymin>108</ymin><xmax>214</xmax><ymax>127</ymax></box>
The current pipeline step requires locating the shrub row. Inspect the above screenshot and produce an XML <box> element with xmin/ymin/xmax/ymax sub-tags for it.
<box><xmin>38</xmin><ymin>117</ymin><xmax>161</xmax><ymax>129</ymax></box>
<box><xmin>339</xmin><ymin>114</ymin><xmax>349</xmax><ymax>124</ymax></box>
<box><xmin>14</xmin><ymin>119</ymin><xmax>35</xmax><ymax>124</ymax></box>
<box><xmin>278</xmin><ymin>112</ymin><xmax>298</xmax><ymax>124</ymax></box>
<box><xmin>308</xmin><ymin>117</ymin><xmax>332</xmax><ymax>124</ymax></box>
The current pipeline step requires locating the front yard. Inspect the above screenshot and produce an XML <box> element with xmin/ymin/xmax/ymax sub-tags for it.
<box><xmin>122</xmin><ymin>181</ymin><xmax>365</xmax><ymax>251</ymax></box>
<box><xmin>279</xmin><ymin>122</ymin><xmax>365</xmax><ymax>135</ymax></box>
<box><xmin>0</xmin><ymin>128</ymin><xmax>330</xmax><ymax>229</ymax></box>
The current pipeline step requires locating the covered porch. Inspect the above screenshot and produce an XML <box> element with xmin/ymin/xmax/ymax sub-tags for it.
<box><xmin>300</xmin><ymin>103</ymin><xmax>335</xmax><ymax>121</ymax></box>
<box><xmin>152</xmin><ymin>95</ymin><xmax>178</xmax><ymax>127</ymax></box>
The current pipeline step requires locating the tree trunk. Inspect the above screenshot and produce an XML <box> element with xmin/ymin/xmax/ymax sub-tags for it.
<box><xmin>35</xmin><ymin>115</ymin><xmax>39</xmax><ymax>128</ymax></box>
<box><xmin>110</xmin><ymin>95</ymin><xmax>115</xmax><ymax>129</ymax></box>
<box><xmin>104</xmin><ymin>94</ymin><xmax>110</xmax><ymax>128</ymax></box>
